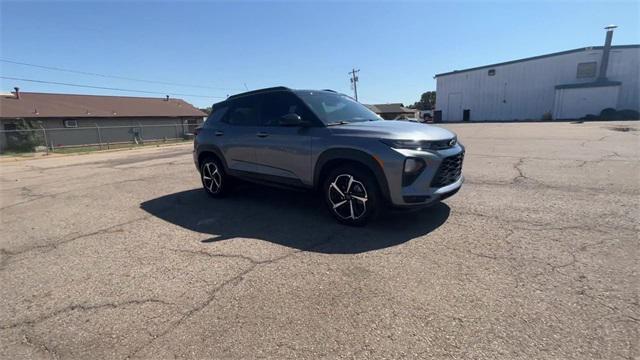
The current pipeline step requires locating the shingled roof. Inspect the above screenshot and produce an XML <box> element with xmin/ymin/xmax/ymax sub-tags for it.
<box><xmin>0</xmin><ymin>92</ymin><xmax>206</xmax><ymax>119</ymax></box>
<box><xmin>365</xmin><ymin>103</ymin><xmax>414</xmax><ymax>114</ymax></box>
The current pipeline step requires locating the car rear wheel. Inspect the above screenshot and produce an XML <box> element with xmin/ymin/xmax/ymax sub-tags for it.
<box><xmin>323</xmin><ymin>166</ymin><xmax>380</xmax><ymax>226</ymax></box>
<box><xmin>201</xmin><ymin>157</ymin><xmax>228</xmax><ymax>197</ymax></box>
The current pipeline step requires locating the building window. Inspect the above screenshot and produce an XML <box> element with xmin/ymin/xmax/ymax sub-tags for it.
<box><xmin>577</xmin><ymin>62</ymin><xmax>597</xmax><ymax>78</ymax></box>
<box><xmin>488</xmin><ymin>69</ymin><xmax>496</xmax><ymax>76</ymax></box>
<box><xmin>63</xmin><ymin>119</ymin><xmax>78</xmax><ymax>128</ymax></box>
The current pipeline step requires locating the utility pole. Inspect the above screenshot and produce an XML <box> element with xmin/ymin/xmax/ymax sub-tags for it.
<box><xmin>348</xmin><ymin>68</ymin><xmax>360</xmax><ymax>101</ymax></box>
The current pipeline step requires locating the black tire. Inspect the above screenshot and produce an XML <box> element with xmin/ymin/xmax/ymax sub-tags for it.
<box><xmin>323</xmin><ymin>165</ymin><xmax>381</xmax><ymax>226</ymax></box>
<box><xmin>200</xmin><ymin>156</ymin><xmax>229</xmax><ymax>197</ymax></box>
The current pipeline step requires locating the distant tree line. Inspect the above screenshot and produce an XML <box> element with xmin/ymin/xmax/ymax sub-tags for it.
<box><xmin>407</xmin><ymin>91</ymin><xmax>436</xmax><ymax>110</ymax></box>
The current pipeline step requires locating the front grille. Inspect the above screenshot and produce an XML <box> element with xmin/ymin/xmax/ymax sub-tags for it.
<box><xmin>431</xmin><ymin>152</ymin><xmax>464</xmax><ymax>187</ymax></box>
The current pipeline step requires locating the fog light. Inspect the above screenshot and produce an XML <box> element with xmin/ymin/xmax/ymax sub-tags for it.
<box><xmin>404</xmin><ymin>158</ymin><xmax>425</xmax><ymax>174</ymax></box>
<box><xmin>402</xmin><ymin>158</ymin><xmax>426</xmax><ymax>186</ymax></box>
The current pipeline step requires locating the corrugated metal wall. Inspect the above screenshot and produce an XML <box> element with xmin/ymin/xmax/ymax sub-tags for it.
<box><xmin>436</xmin><ymin>47</ymin><xmax>640</xmax><ymax>121</ymax></box>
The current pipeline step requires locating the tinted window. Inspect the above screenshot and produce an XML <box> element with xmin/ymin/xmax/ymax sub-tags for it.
<box><xmin>224</xmin><ymin>98</ymin><xmax>260</xmax><ymax>126</ymax></box>
<box><xmin>203</xmin><ymin>106</ymin><xmax>228</xmax><ymax>128</ymax></box>
<box><xmin>296</xmin><ymin>91</ymin><xmax>380</xmax><ymax>125</ymax></box>
<box><xmin>260</xmin><ymin>92</ymin><xmax>311</xmax><ymax>126</ymax></box>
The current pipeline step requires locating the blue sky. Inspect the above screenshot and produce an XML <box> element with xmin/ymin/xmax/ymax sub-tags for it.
<box><xmin>1</xmin><ymin>1</ymin><xmax>638</xmax><ymax>108</ymax></box>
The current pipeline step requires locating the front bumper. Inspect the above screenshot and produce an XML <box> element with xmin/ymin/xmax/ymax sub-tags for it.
<box><xmin>384</xmin><ymin>144</ymin><xmax>465</xmax><ymax>207</ymax></box>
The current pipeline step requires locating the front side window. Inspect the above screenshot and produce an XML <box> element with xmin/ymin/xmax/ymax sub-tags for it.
<box><xmin>224</xmin><ymin>98</ymin><xmax>260</xmax><ymax>126</ymax></box>
<box><xmin>259</xmin><ymin>92</ymin><xmax>312</xmax><ymax>126</ymax></box>
<box><xmin>296</xmin><ymin>91</ymin><xmax>380</xmax><ymax>125</ymax></box>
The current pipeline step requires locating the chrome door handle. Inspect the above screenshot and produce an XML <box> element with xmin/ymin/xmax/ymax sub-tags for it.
<box><xmin>214</xmin><ymin>131</ymin><xmax>224</xmax><ymax>136</ymax></box>
<box><xmin>256</xmin><ymin>132</ymin><xmax>269</xmax><ymax>138</ymax></box>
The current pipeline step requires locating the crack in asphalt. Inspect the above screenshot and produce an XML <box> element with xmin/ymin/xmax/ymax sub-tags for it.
<box><xmin>0</xmin><ymin>215</ymin><xmax>152</xmax><ymax>270</ymax></box>
<box><xmin>2</xmin><ymin>298</ymin><xmax>177</xmax><ymax>330</ymax></box>
<box><xmin>512</xmin><ymin>157</ymin><xmax>528</xmax><ymax>184</ymax></box>
<box><xmin>21</xmin><ymin>333</ymin><xmax>61</xmax><ymax>360</ymax></box>
<box><xmin>126</xmin><ymin>228</ymin><xmax>347</xmax><ymax>359</ymax></box>
<box><xmin>464</xmin><ymin>152</ymin><xmax>639</xmax><ymax>195</ymax></box>
<box><xmin>452</xmin><ymin>209</ymin><xmax>631</xmax><ymax>234</ymax></box>
<box><xmin>454</xmin><ymin>207</ymin><xmax>638</xmax><ymax>235</ymax></box>
<box><xmin>580</xmin><ymin>134</ymin><xmax>613</xmax><ymax>148</ymax></box>
<box><xmin>441</xmin><ymin>220</ymin><xmax>640</xmax><ymax>324</ymax></box>
<box><xmin>0</xmin><ymin>178</ymin><xmax>153</xmax><ymax>211</ymax></box>
<box><xmin>168</xmin><ymin>248</ymin><xmax>265</xmax><ymax>264</ymax></box>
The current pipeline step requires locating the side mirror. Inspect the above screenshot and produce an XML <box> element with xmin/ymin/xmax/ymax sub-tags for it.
<box><xmin>279</xmin><ymin>113</ymin><xmax>304</xmax><ymax>126</ymax></box>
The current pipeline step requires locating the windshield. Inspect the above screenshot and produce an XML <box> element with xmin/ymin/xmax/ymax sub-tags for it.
<box><xmin>296</xmin><ymin>91</ymin><xmax>381</xmax><ymax>125</ymax></box>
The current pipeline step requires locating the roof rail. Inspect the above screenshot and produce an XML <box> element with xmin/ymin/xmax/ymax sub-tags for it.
<box><xmin>227</xmin><ymin>86</ymin><xmax>291</xmax><ymax>100</ymax></box>
<box><xmin>322</xmin><ymin>89</ymin><xmax>337</xmax><ymax>93</ymax></box>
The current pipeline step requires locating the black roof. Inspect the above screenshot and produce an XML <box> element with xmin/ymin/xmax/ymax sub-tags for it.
<box><xmin>434</xmin><ymin>44</ymin><xmax>640</xmax><ymax>77</ymax></box>
<box><xmin>213</xmin><ymin>87</ymin><xmax>343</xmax><ymax>108</ymax></box>
<box><xmin>227</xmin><ymin>86</ymin><xmax>291</xmax><ymax>100</ymax></box>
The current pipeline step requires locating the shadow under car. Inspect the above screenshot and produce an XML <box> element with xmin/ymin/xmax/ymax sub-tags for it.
<box><xmin>140</xmin><ymin>184</ymin><xmax>450</xmax><ymax>254</ymax></box>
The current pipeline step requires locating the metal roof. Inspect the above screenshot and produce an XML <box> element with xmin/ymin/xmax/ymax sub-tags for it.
<box><xmin>434</xmin><ymin>44</ymin><xmax>640</xmax><ymax>78</ymax></box>
<box><xmin>0</xmin><ymin>92</ymin><xmax>206</xmax><ymax>119</ymax></box>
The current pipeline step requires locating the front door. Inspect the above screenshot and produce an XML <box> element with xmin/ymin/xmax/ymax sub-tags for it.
<box><xmin>253</xmin><ymin>91</ymin><xmax>313</xmax><ymax>185</ymax></box>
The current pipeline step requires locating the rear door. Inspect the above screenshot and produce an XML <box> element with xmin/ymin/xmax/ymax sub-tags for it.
<box><xmin>217</xmin><ymin>96</ymin><xmax>262</xmax><ymax>173</ymax></box>
<box><xmin>253</xmin><ymin>91</ymin><xmax>313</xmax><ymax>185</ymax></box>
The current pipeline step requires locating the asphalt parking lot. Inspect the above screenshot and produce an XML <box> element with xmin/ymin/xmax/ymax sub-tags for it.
<box><xmin>0</xmin><ymin>121</ymin><xmax>638</xmax><ymax>359</ymax></box>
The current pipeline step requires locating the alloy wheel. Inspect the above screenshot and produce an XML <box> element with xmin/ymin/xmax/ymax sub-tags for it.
<box><xmin>328</xmin><ymin>174</ymin><xmax>368</xmax><ymax>220</ymax></box>
<box><xmin>202</xmin><ymin>162</ymin><xmax>222</xmax><ymax>194</ymax></box>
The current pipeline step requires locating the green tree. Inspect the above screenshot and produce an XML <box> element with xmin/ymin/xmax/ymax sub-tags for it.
<box><xmin>5</xmin><ymin>119</ymin><xmax>44</xmax><ymax>152</ymax></box>
<box><xmin>200</xmin><ymin>107</ymin><xmax>212</xmax><ymax>115</ymax></box>
<box><xmin>411</xmin><ymin>91</ymin><xmax>436</xmax><ymax>110</ymax></box>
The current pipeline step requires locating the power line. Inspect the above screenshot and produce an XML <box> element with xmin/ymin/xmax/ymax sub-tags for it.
<box><xmin>0</xmin><ymin>59</ymin><xmax>244</xmax><ymax>91</ymax></box>
<box><xmin>0</xmin><ymin>76</ymin><xmax>226</xmax><ymax>99</ymax></box>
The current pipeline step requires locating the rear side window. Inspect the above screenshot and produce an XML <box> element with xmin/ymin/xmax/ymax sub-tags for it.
<box><xmin>224</xmin><ymin>97</ymin><xmax>260</xmax><ymax>126</ymax></box>
<box><xmin>203</xmin><ymin>106</ymin><xmax>228</xmax><ymax>128</ymax></box>
<box><xmin>260</xmin><ymin>92</ymin><xmax>311</xmax><ymax>126</ymax></box>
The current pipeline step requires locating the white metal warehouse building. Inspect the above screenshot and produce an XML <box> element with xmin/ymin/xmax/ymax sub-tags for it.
<box><xmin>434</xmin><ymin>44</ymin><xmax>639</xmax><ymax>121</ymax></box>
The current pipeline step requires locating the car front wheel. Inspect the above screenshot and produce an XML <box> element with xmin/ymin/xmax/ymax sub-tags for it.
<box><xmin>324</xmin><ymin>166</ymin><xmax>380</xmax><ymax>226</ymax></box>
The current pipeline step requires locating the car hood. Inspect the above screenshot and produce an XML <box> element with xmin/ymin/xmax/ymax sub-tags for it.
<box><xmin>328</xmin><ymin>120</ymin><xmax>455</xmax><ymax>140</ymax></box>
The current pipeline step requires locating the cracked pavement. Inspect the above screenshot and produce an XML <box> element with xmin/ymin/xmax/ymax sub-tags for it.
<box><xmin>0</xmin><ymin>121</ymin><xmax>638</xmax><ymax>359</ymax></box>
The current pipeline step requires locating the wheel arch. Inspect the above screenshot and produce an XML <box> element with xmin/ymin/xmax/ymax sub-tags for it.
<box><xmin>196</xmin><ymin>145</ymin><xmax>228</xmax><ymax>172</ymax></box>
<box><xmin>314</xmin><ymin>148</ymin><xmax>390</xmax><ymax>203</ymax></box>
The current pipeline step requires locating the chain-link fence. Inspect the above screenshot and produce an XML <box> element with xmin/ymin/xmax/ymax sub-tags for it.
<box><xmin>0</xmin><ymin>122</ymin><xmax>200</xmax><ymax>154</ymax></box>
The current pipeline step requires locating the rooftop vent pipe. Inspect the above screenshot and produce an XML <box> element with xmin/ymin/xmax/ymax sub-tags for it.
<box><xmin>598</xmin><ymin>25</ymin><xmax>617</xmax><ymax>81</ymax></box>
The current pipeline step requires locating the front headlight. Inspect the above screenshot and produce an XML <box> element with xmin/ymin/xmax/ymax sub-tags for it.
<box><xmin>380</xmin><ymin>138</ymin><xmax>457</xmax><ymax>151</ymax></box>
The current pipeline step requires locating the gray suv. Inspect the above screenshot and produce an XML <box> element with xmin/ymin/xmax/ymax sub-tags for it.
<box><xmin>193</xmin><ymin>87</ymin><xmax>464</xmax><ymax>225</ymax></box>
